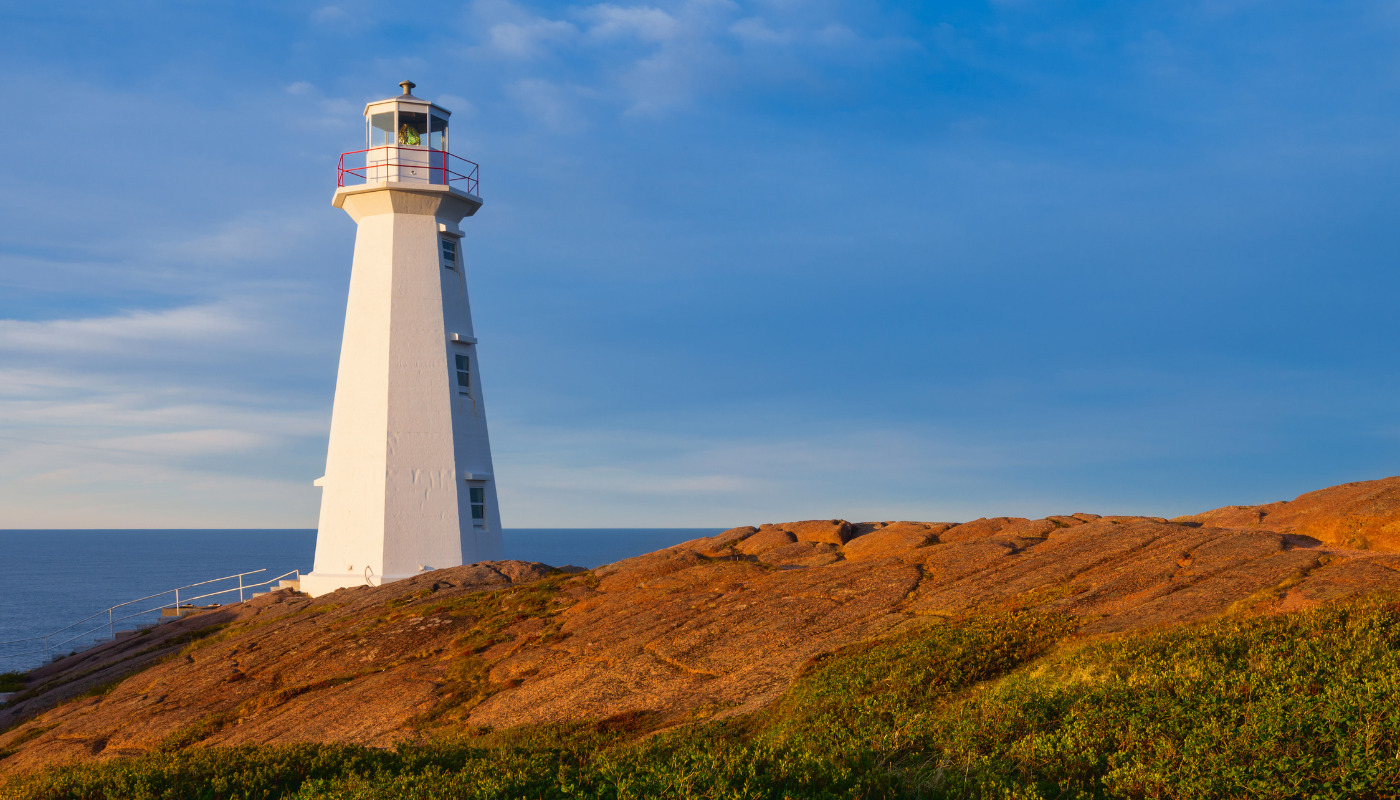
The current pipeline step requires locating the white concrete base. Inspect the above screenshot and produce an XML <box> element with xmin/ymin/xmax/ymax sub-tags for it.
<box><xmin>299</xmin><ymin>570</ymin><xmax>432</xmax><ymax>598</ymax></box>
<box><xmin>300</xmin><ymin>571</ymin><xmax>370</xmax><ymax>597</ymax></box>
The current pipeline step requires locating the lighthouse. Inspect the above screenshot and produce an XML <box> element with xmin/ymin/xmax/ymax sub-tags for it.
<box><xmin>301</xmin><ymin>81</ymin><xmax>503</xmax><ymax>598</ymax></box>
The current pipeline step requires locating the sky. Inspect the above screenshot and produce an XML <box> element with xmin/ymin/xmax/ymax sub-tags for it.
<box><xmin>1</xmin><ymin>0</ymin><xmax>1399</xmax><ymax>528</ymax></box>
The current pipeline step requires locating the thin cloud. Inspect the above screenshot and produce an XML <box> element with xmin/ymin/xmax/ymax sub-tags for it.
<box><xmin>729</xmin><ymin>16</ymin><xmax>792</xmax><ymax>45</ymax></box>
<box><xmin>0</xmin><ymin>305</ymin><xmax>245</xmax><ymax>354</ymax></box>
<box><xmin>97</xmin><ymin>429</ymin><xmax>274</xmax><ymax>458</ymax></box>
<box><xmin>506</xmin><ymin>78</ymin><xmax>590</xmax><ymax>130</ymax></box>
<box><xmin>0</xmin><ymin>458</ymin><xmax>319</xmax><ymax>528</ymax></box>
<box><xmin>312</xmin><ymin>5</ymin><xmax>345</xmax><ymax>23</ymax></box>
<box><xmin>0</xmin><ymin>389</ymin><xmax>328</xmax><ymax>437</ymax></box>
<box><xmin>456</xmin><ymin>0</ymin><xmax>924</xmax><ymax>120</ymax></box>
<box><xmin>433</xmin><ymin>93</ymin><xmax>477</xmax><ymax>118</ymax></box>
<box><xmin>152</xmin><ymin>212</ymin><xmax>325</xmax><ymax>264</ymax></box>
<box><xmin>578</xmin><ymin>4</ymin><xmax>683</xmax><ymax>42</ymax></box>
<box><xmin>492</xmin><ymin>20</ymin><xmax>577</xmax><ymax>58</ymax></box>
<box><xmin>480</xmin><ymin>5</ymin><xmax>579</xmax><ymax>60</ymax></box>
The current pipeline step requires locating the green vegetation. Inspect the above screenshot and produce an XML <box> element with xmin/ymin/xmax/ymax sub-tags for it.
<box><xmin>6</xmin><ymin>597</ymin><xmax>1400</xmax><ymax>799</ymax></box>
<box><xmin>156</xmin><ymin>711</ymin><xmax>240</xmax><ymax>754</ymax></box>
<box><xmin>0</xmin><ymin>672</ymin><xmax>25</xmax><ymax>693</ymax></box>
<box><xmin>0</xmin><ymin>724</ymin><xmax>57</xmax><ymax>762</ymax></box>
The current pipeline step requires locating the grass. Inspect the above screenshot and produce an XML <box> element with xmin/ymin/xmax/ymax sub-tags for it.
<box><xmin>6</xmin><ymin>597</ymin><xmax>1400</xmax><ymax>799</ymax></box>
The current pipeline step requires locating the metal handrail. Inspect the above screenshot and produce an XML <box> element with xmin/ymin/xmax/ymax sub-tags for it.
<box><xmin>336</xmin><ymin>146</ymin><xmax>480</xmax><ymax>195</ymax></box>
<box><xmin>0</xmin><ymin>569</ymin><xmax>300</xmax><ymax>663</ymax></box>
<box><xmin>4</xmin><ymin>570</ymin><xmax>269</xmax><ymax>645</ymax></box>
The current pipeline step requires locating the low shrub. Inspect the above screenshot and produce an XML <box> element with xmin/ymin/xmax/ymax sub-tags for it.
<box><xmin>0</xmin><ymin>673</ymin><xmax>25</xmax><ymax>694</ymax></box>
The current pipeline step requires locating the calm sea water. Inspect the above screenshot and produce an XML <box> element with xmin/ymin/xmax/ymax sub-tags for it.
<box><xmin>0</xmin><ymin>528</ymin><xmax>716</xmax><ymax>673</ymax></box>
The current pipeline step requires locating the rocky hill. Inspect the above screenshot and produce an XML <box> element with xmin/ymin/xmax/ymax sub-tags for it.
<box><xmin>4</xmin><ymin>478</ymin><xmax>1400</xmax><ymax>779</ymax></box>
<box><xmin>1176</xmin><ymin>475</ymin><xmax>1400</xmax><ymax>551</ymax></box>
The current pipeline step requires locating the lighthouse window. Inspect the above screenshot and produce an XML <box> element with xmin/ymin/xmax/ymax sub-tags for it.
<box><xmin>370</xmin><ymin>112</ymin><xmax>394</xmax><ymax>147</ymax></box>
<box><xmin>469</xmin><ymin>487</ymin><xmax>486</xmax><ymax>522</ymax></box>
<box><xmin>398</xmin><ymin>110</ymin><xmax>427</xmax><ymax>146</ymax></box>
<box><xmin>441</xmin><ymin>237</ymin><xmax>457</xmax><ymax>268</ymax></box>
<box><xmin>455</xmin><ymin>353</ymin><xmax>471</xmax><ymax>395</ymax></box>
<box><xmin>430</xmin><ymin>114</ymin><xmax>448</xmax><ymax>151</ymax></box>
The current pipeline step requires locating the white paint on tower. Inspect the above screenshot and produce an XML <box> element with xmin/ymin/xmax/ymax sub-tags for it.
<box><xmin>301</xmin><ymin>82</ymin><xmax>502</xmax><ymax>598</ymax></box>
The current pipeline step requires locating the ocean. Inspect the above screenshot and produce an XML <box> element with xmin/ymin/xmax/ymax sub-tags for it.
<box><xmin>0</xmin><ymin>528</ymin><xmax>718</xmax><ymax>673</ymax></box>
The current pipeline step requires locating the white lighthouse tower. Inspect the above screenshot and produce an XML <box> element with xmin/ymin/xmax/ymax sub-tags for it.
<box><xmin>301</xmin><ymin>81</ymin><xmax>503</xmax><ymax>598</ymax></box>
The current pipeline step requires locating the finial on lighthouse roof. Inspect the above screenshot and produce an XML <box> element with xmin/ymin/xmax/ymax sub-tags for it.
<box><xmin>398</xmin><ymin>80</ymin><xmax>417</xmax><ymax>97</ymax></box>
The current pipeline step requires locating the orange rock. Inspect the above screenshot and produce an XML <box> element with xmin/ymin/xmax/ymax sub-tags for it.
<box><xmin>1178</xmin><ymin>476</ymin><xmax>1400</xmax><ymax>552</ymax></box>
<box><xmin>596</xmin><ymin>549</ymin><xmax>705</xmax><ymax>591</ymax></box>
<box><xmin>776</xmin><ymin>519</ymin><xmax>855</xmax><ymax>546</ymax></box>
<box><xmin>842</xmin><ymin>522</ymin><xmax>951</xmax><ymax>561</ymax></box>
<box><xmin>686</xmin><ymin>527</ymin><xmax>759</xmax><ymax>557</ymax></box>
<box><xmin>939</xmin><ymin>517</ymin><xmax>1030</xmax><ymax>544</ymax></box>
<box><xmin>758</xmin><ymin>541</ymin><xmax>841</xmax><ymax>567</ymax></box>
<box><xmin>736</xmin><ymin>528</ymin><xmax>796</xmax><ymax>556</ymax></box>
<box><xmin>9</xmin><ymin>479</ymin><xmax>1400</xmax><ymax>777</ymax></box>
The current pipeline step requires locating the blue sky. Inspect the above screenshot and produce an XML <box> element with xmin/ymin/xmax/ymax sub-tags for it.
<box><xmin>1</xmin><ymin>0</ymin><xmax>1398</xmax><ymax>528</ymax></box>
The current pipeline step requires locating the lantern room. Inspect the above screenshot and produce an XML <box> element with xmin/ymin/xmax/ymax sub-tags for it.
<box><xmin>366</xmin><ymin>80</ymin><xmax>449</xmax><ymax>151</ymax></box>
<box><xmin>337</xmin><ymin>80</ymin><xmax>480</xmax><ymax>195</ymax></box>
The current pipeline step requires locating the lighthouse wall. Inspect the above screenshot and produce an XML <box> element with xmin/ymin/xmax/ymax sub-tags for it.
<box><xmin>305</xmin><ymin>185</ymin><xmax>498</xmax><ymax>597</ymax></box>
<box><xmin>380</xmin><ymin>208</ymin><xmax>465</xmax><ymax>579</ymax></box>
<box><xmin>441</xmin><ymin>242</ymin><xmax>506</xmax><ymax>562</ymax></box>
<box><xmin>309</xmin><ymin>207</ymin><xmax>395</xmax><ymax>586</ymax></box>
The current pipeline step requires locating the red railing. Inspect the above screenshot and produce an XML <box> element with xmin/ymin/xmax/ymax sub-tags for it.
<box><xmin>337</xmin><ymin>146</ymin><xmax>480</xmax><ymax>195</ymax></box>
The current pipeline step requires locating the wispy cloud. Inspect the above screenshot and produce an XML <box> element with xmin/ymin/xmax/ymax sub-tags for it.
<box><xmin>469</xmin><ymin>0</ymin><xmax>580</xmax><ymax>59</ymax></box>
<box><xmin>95</xmin><ymin>429</ymin><xmax>275</xmax><ymax>457</ymax></box>
<box><xmin>489</xmin><ymin>17</ymin><xmax>579</xmax><ymax>58</ymax></box>
<box><xmin>506</xmin><ymin>78</ymin><xmax>591</xmax><ymax>130</ymax></box>
<box><xmin>152</xmin><ymin>212</ymin><xmax>326</xmax><ymax>265</ymax></box>
<box><xmin>0</xmin><ymin>305</ymin><xmax>245</xmax><ymax>354</ymax></box>
<box><xmin>488</xmin><ymin>419</ymin><xmax>1112</xmax><ymax>526</ymax></box>
<box><xmin>579</xmin><ymin>4</ymin><xmax>683</xmax><ymax>42</ymax></box>
<box><xmin>729</xmin><ymin>16</ymin><xmax>792</xmax><ymax>45</ymax></box>
<box><xmin>312</xmin><ymin>5</ymin><xmax>345</xmax><ymax>23</ymax></box>
<box><xmin>0</xmin><ymin>299</ymin><xmax>331</xmax><ymax>527</ymax></box>
<box><xmin>459</xmin><ymin>0</ymin><xmax>919</xmax><ymax>118</ymax></box>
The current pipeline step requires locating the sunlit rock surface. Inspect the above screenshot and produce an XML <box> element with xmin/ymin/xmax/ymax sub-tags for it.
<box><xmin>4</xmin><ymin>479</ymin><xmax>1400</xmax><ymax>776</ymax></box>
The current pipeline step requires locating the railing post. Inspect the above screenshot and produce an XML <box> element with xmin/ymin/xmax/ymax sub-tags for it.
<box><xmin>108</xmin><ymin>608</ymin><xmax>114</xmax><ymax>640</ymax></box>
<box><xmin>175</xmin><ymin>588</ymin><xmax>180</xmax><ymax>616</ymax></box>
<box><xmin>239</xmin><ymin>573</ymin><xmax>245</xmax><ymax>603</ymax></box>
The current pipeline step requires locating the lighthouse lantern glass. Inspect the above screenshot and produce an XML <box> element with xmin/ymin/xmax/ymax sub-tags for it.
<box><xmin>430</xmin><ymin>115</ymin><xmax>448</xmax><ymax>150</ymax></box>
<box><xmin>398</xmin><ymin>110</ymin><xmax>427</xmax><ymax>146</ymax></box>
<box><xmin>369</xmin><ymin>112</ymin><xmax>394</xmax><ymax>147</ymax></box>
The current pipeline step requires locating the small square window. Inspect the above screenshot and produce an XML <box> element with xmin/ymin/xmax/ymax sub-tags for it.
<box><xmin>454</xmin><ymin>354</ymin><xmax>470</xmax><ymax>395</ymax></box>
<box><xmin>441</xmin><ymin>237</ymin><xmax>457</xmax><ymax>268</ymax></box>
<box><xmin>469</xmin><ymin>487</ymin><xmax>486</xmax><ymax>523</ymax></box>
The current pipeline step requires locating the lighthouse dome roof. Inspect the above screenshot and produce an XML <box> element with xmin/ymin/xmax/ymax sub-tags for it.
<box><xmin>364</xmin><ymin>80</ymin><xmax>452</xmax><ymax>116</ymax></box>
